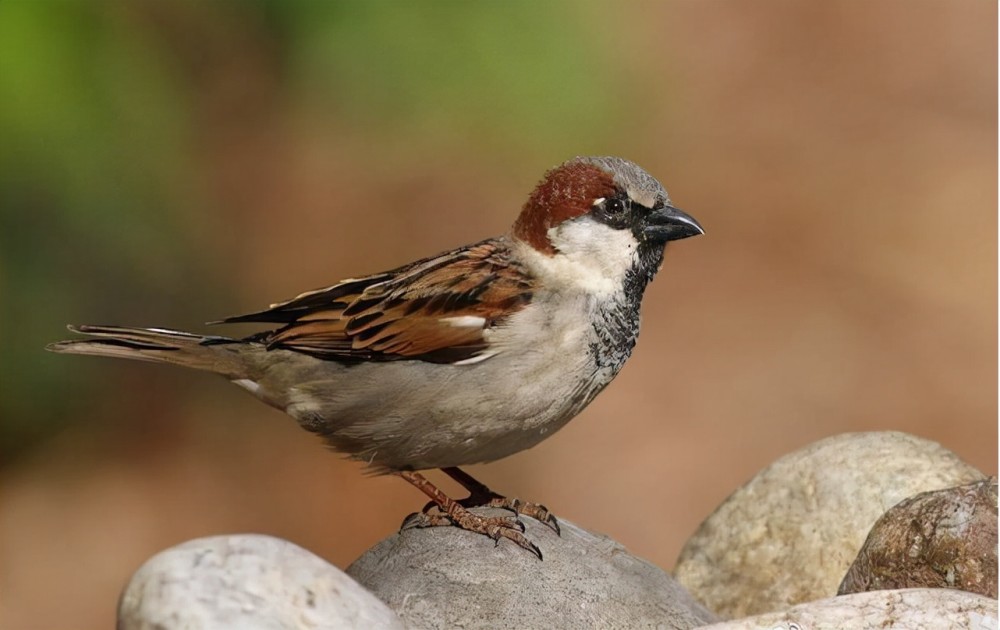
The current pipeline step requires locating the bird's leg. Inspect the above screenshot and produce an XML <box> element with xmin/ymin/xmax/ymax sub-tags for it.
<box><xmin>398</xmin><ymin>470</ymin><xmax>542</xmax><ymax>559</ymax></box>
<box><xmin>441</xmin><ymin>466</ymin><xmax>560</xmax><ymax>535</ymax></box>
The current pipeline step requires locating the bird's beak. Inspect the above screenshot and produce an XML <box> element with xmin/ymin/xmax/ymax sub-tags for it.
<box><xmin>643</xmin><ymin>205</ymin><xmax>705</xmax><ymax>242</ymax></box>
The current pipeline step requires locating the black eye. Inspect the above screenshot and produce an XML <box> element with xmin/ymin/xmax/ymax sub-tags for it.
<box><xmin>605</xmin><ymin>198</ymin><xmax>627</xmax><ymax>215</ymax></box>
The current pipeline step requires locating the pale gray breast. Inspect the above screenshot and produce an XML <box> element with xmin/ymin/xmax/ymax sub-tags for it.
<box><xmin>251</xmin><ymin>288</ymin><xmax>639</xmax><ymax>470</ymax></box>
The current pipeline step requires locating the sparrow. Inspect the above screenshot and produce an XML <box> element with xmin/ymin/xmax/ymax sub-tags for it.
<box><xmin>48</xmin><ymin>156</ymin><xmax>703</xmax><ymax>558</ymax></box>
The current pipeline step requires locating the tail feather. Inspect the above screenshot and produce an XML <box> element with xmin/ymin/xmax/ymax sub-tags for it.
<box><xmin>47</xmin><ymin>325</ymin><xmax>251</xmax><ymax>379</ymax></box>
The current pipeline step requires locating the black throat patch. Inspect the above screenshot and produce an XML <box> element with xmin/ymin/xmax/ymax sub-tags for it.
<box><xmin>588</xmin><ymin>242</ymin><xmax>665</xmax><ymax>372</ymax></box>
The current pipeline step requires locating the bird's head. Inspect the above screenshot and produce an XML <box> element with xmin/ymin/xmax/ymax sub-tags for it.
<box><xmin>511</xmin><ymin>156</ymin><xmax>703</xmax><ymax>296</ymax></box>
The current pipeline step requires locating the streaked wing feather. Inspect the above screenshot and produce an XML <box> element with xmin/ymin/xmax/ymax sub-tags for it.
<box><xmin>219</xmin><ymin>276</ymin><xmax>390</xmax><ymax>324</ymax></box>
<box><xmin>222</xmin><ymin>239</ymin><xmax>533</xmax><ymax>364</ymax></box>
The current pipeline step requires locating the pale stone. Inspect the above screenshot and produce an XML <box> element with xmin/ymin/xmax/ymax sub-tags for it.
<box><xmin>118</xmin><ymin>534</ymin><xmax>405</xmax><ymax>630</ymax></box>
<box><xmin>674</xmin><ymin>431</ymin><xmax>984</xmax><ymax>618</ymax></box>
<box><xmin>695</xmin><ymin>588</ymin><xmax>997</xmax><ymax>630</ymax></box>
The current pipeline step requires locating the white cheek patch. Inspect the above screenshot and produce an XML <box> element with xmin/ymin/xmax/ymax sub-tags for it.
<box><xmin>528</xmin><ymin>218</ymin><xmax>639</xmax><ymax>297</ymax></box>
<box><xmin>441</xmin><ymin>315</ymin><xmax>487</xmax><ymax>328</ymax></box>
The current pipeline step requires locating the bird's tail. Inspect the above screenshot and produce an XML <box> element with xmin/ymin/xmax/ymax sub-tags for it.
<box><xmin>46</xmin><ymin>325</ymin><xmax>252</xmax><ymax>379</ymax></box>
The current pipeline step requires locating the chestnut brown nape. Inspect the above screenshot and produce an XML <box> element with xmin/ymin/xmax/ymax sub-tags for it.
<box><xmin>511</xmin><ymin>161</ymin><xmax>617</xmax><ymax>254</ymax></box>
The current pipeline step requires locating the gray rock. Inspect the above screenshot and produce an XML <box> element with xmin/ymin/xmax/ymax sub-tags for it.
<box><xmin>695</xmin><ymin>588</ymin><xmax>998</xmax><ymax>630</ymax></box>
<box><xmin>118</xmin><ymin>534</ymin><xmax>405</xmax><ymax>630</ymax></box>
<box><xmin>347</xmin><ymin>508</ymin><xmax>718</xmax><ymax>629</ymax></box>
<box><xmin>674</xmin><ymin>431</ymin><xmax>984</xmax><ymax>618</ymax></box>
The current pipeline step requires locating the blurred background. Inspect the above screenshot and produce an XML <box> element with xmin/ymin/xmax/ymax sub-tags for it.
<box><xmin>0</xmin><ymin>1</ymin><xmax>995</xmax><ymax>626</ymax></box>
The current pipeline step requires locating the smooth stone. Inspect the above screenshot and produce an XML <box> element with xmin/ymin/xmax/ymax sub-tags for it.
<box><xmin>695</xmin><ymin>588</ymin><xmax>997</xmax><ymax>630</ymax></box>
<box><xmin>348</xmin><ymin>508</ymin><xmax>718</xmax><ymax>629</ymax></box>
<box><xmin>118</xmin><ymin>534</ymin><xmax>405</xmax><ymax>630</ymax></box>
<box><xmin>839</xmin><ymin>477</ymin><xmax>998</xmax><ymax>597</ymax></box>
<box><xmin>674</xmin><ymin>431</ymin><xmax>984</xmax><ymax>618</ymax></box>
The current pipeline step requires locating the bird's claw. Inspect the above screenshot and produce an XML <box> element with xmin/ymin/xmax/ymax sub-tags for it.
<box><xmin>465</xmin><ymin>495</ymin><xmax>561</xmax><ymax>536</ymax></box>
<box><xmin>399</xmin><ymin>505</ymin><xmax>540</xmax><ymax>559</ymax></box>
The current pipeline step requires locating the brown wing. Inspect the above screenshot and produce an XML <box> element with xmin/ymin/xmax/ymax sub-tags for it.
<box><xmin>220</xmin><ymin>239</ymin><xmax>534</xmax><ymax>364</ymax></box>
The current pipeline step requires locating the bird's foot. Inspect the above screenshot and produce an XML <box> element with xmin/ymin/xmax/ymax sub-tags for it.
<box><xmin>439</xmin><ymin>466</ymin><xmax>561</xmax><ymax>534</ymax></box>
<box><xmin>464</xmin><ymin>494</ymin><xmax>561</xmax><ymax>536</ymax></box>
<box><xmin>397</xmin><ymin>469</ymin><xmax>550</xmax><ymax>559</ymax></box>
<box><xmin>416</xmin><ymin>492</ymin><xmax>560</xmax><ymax>535</ymax></box>
<box><xmin>402</xmin><ymin>503</ymin><xmax>542</xmax><ymax>559</ymax></box>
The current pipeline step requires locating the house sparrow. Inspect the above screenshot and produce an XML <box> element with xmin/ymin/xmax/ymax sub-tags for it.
<box><xmin>48</xmin><ymin>156</ymin><xmax>703</xmax><ymax>558</ymax></box>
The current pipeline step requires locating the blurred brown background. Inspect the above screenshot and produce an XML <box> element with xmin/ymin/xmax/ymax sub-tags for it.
<box><xmin>0</xmin><ymin>1</ymin><xmax>995</xmax><ymax>627</ymax></box>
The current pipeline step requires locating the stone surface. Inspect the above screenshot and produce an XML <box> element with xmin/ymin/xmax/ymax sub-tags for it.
<box><xmin>347</xmin><ymin>508</ymin><xmax>718</xmax><ymax>629</ymax></box>
<box><xmin>674</xmin><ymin>431</ymin><xmax>984</xmax><ymax>618</ymax></box>
<box><xmin>118</xmin><ymin>534</ymin><xmax>404</xmax><ymax>630</ymax></box>
<box><xmin>696</xmin><ymin>588</ymin><xmax>998</xmax><ymax>630</ymax></box>
<box><xmin>839</xmin><ymin>477</ymin><xmax>998</xmax><ymax>598</ymax></box>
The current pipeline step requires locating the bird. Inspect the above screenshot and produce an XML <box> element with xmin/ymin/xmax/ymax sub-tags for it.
<box><xmin>48</xmin><ymin>156</ymin><xmax>703</xmax><ymax>558</ymax></box>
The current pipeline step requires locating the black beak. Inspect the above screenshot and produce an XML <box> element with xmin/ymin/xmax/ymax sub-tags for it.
<box><xmin>643</xmin><ymin>205</ymin><xmax>704</xmax><ymax>242</ymax></box>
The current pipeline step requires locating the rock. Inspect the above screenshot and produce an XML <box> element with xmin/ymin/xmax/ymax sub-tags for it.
<box><xmin>674</xmin><ymin>431</ymin><xmax>984</xmax><ymax>618</ymax></box>
<box><xmin>839</xmin><ymin>477</ymin><xmax>998</xmax><ymax>598</ymax></box>
<box><xmin>347</xmin><ymin>508</ymin><xmax>718</xmax><ymax>629</ymax></box>
<box><xmin>695</xmin><ymin>588</ymin><xmax>997</xmax><ymax>630</ymax></box>
<box><xmin>118</xmin><ymin>534</ymin><xmax>404</xmax><ymax>630</ymax></box>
